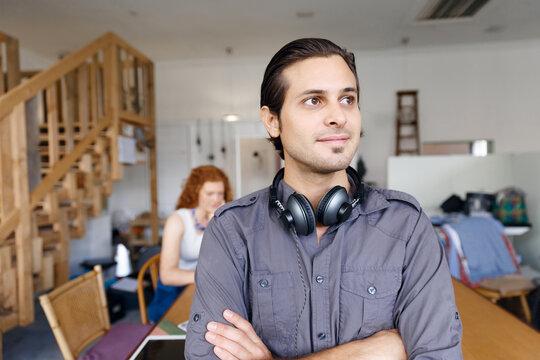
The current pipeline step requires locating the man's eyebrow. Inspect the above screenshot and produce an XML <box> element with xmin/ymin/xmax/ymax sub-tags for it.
<box><xmin>297</xmin><ymin>89</ymin><xmax>326</xmax><ymax>98</ymax></box>
<box><xmin>296</xmin><ymin>87</ymin><xmax>357</xmax><ymax>98</ymax></box>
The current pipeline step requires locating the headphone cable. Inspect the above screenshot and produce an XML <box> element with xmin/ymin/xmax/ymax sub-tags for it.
<box><xmin>291</xmin><ymin>228</ymin><xmax>308</xmax><ymax>358</ymax></box>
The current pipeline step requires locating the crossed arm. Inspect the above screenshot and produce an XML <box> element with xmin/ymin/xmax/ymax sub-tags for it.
<box><xmin>204</xmin><ymin>309</ymin><xmax>407</xmax><ymax>360</ymax></box>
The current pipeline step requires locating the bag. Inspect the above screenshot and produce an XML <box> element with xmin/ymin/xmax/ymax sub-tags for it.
<box><xmin>493</xmin><ymin>188</ymin><xmax>529</xmax><ymax>225</ymax></box>
<box><xmin>440</xmin><ymin>194</ymin><xmax>465</xmax><ymax>213</ymax></box>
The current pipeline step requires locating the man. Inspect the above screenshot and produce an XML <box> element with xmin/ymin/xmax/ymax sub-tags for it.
<box><xmin>185</xmin><ymin>38</ymin><xmax>462</xmax><ymax>359</ymax></box>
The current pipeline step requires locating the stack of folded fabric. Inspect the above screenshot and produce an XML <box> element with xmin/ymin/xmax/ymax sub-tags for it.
<box><xmin>435</xmin><ymin>215</ymin><xmax>520</xmax><ymax>286</ymax></box>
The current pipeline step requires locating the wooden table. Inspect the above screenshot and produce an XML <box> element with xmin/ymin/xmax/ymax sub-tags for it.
<box><xmin>452</xmin><ymin>278</ymin><xmax>540</xmax><ymax>359</ymax></box>
<box><xmin>162</xmin><ymin>284</ymin><xmax>195</xmax><ymax>326</ymax></box>
<box><xmin>151</xmin><ymin>281</ymin><xmax>540</xmax><ymax>359</ymax></box>
<box><xmin>146</xmin><ymin>283</ymin><xmax>195</xmax><ymax>336</ymax></box>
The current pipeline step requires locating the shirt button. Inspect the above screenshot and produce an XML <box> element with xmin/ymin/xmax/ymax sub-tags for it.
<box><xmin>193</xmin><ymin>313</ymin><xmax>200</xmax><ymax>322</ymax></box>
<box><xmin>455</xmin><ymin>312</ymin><xmax>460</xmax><ymax>320</ymax></box>
<box><xmin>316</xmin><ymin>275</ymin><xmax>324</xmax><ymax>284</ymax></box>
<box><xmin>318</xmin><ymin>332</ymin><xmax>326</xmax><ymax>340</ymax></box>
<box><xmin>367</xmin><ymin>286</ymin><xmax>377</xmax><ymax>295</ymax></box>
<box><xmin>259</xmin><ymin>279</ymin><xmax>269</xmax><ymax>288</ymax></box>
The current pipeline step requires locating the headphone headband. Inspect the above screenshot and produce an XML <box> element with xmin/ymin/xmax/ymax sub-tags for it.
<box><xmin>270</xmin><ymin>166</ymin><xmax>364</xmax><ymax>205</ymax></box>
<box><xmin>269</xmin><ymin>166</ymin><xmax>364</xmax><ymax>235</ymax></box>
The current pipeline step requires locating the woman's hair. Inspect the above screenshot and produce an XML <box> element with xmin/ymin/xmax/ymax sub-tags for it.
<box><xmin>175</xmin><ymin>165</ymin><xmax>232</xmax><ymax>209</ymax></box>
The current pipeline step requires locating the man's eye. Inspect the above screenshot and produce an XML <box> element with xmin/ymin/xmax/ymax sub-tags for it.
<box><xmin>304</xmin><ymin>97</ymin><xmax>321</xmax><ymax>106</ymax></box>
<box><xmin>340</xmin><ymin>96</ymin><xmax>355</xmax><ymax>105</ymax></box>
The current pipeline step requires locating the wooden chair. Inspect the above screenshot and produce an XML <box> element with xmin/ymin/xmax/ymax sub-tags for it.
<box><xmin>137</xmin><ymin>253</ymin><xmax>161</xmax><ymax>324</ymax></box>
<box><xmin>39</xmin><ymin>265</ymin><xmax>151</xmax><ymax>360</ymax></box>
<box><xmin>475</xmin><ymin>274</ymin><xmax>535</xmax><ymax>323</ymax></box>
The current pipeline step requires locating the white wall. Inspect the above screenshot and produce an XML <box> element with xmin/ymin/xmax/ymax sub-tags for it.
<box><xmin>69</xmin><ymin>214</ymin><xmax>113</xmax><ymax>276</ymax></box>
<box><xmin>238</xmin><ymin>138</ymin><xmax>281</xmax><ymax>198</ymax></box>
<box><xmin>512</xmin><ymin>153</ymin><xmax>540</xmax><ymax>270</ymax></box>
<box><xmin>18</xmin><ymin>46</ymin><xmax>56</xmax><ymax>71</ymax></box>
<box><xmin>387</xmin><ymin>154</ymin><xmax>514</xmax><ymax>215</ymax></box>
<box><xmin>155</xmin><ymin>58</ymin><xmax>265</xmax><ymax>123</ymax></box>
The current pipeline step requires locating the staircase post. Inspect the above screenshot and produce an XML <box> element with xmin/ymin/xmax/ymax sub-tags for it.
<box><xmin>5</xmin><ymin>35</ymin><xmax>21</xmax><ymax>91</ymax></box>
<box><xmin>10</xmin><ymin>102</ymin><xmax>34</xmax><ymax>325</ymax></box>
<box><xmin>104</xmin><ymin>39</ymin><xmax>123</xmax><ymax>180</ymax></box>
<box><xmin>147</xmin><ymin>63</ymin><xmax>159</xmax><ymax>245</ymax></box>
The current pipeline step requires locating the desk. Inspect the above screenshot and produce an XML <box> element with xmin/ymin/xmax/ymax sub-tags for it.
<box><xmin>147</xmin><ymin>284</ymin><xmax>195</xmax><ymax>336</ymax></box>
<box><xmin>129</xmin><ymin>285</ymin><xmax>196</xmax><ymax>359</ymax></box>
<box><xmin>143</xmin><ymin>282</ymin><xmax>540</xmax><ymax>358</ymax></box>
<box><xmin>452</xmin><ymin>278</ymin><xmax>540</xmax><ymax>359</ymax></box>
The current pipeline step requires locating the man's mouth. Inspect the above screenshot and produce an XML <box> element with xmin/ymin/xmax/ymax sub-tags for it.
<box><xmin>317</xmin><ymin>135</ymin><xmax>349</xmax><ymax>145</ymax></box>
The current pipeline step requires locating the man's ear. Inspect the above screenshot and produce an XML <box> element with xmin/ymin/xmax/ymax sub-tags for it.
<box><xmin>260</xmin><ymin>106</ymin><xmax>280</xmax><ymax>138</ymax></box>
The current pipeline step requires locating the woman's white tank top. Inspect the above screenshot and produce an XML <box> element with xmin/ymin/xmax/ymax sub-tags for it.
<box><xmin>175</xmin><ymin>208</ymin><xmax>204</xmax><ymax>271</ymax></box>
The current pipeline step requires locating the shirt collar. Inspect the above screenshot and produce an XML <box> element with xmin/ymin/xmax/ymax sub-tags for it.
<box><xmin>351</xmin><ymin>185</ymin><xmax>390</xmax><ymax>216</ymax></box>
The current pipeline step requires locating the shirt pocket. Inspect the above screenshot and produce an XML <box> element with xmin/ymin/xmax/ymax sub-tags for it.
<box><xmin>339</xmin><ymin>268</ymin><xmax>401</xmax><ymax>340</ymax></box>
<box><xmin>250</xmin><ymin>271</ymin><xmax>296</xmax><ymax>354</ymax></box>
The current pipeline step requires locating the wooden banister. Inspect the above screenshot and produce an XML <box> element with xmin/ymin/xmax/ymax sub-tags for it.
<box><xmin>108</xmin><ymin>32</ymin><xmax>152</xmax><ymax>64</ymax></box>
<box><xmin>0</xmin><ymin>32</ymin><xmax>111</xmax><ymax>120</ymax></box>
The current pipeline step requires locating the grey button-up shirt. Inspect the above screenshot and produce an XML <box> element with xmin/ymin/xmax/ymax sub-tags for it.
<box><xmin>185</xmin><ymin>181</ymin><xmax>463</xmax><ymax>359</ymax></box>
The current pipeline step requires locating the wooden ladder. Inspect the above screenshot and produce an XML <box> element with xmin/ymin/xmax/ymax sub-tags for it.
<box><xmin>395</xmin><ymin>90</ymin><xmax>420</xmax><ymax>156</ymax></box>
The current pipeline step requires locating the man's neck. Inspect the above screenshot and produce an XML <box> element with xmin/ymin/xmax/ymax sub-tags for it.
<box><xmin>282</xmin><ymin>163</ymin><xmax>350</xmax><ymax>215</ymax></box>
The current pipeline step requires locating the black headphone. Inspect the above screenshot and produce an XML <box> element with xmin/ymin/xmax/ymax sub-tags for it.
<box><xmin>269</xmin><ymin>166</ymin><xmax>364</xmax><ymax>236</ymax></box>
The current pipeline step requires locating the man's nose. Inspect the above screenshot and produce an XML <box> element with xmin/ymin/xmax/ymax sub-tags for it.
<box><xmin>324</xmin><ymin>101</ymin><xmax>347</xmax><ymax>127</ymax></box>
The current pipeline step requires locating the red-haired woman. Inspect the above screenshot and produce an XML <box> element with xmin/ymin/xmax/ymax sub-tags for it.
<box><xmin>147</xmin><ymin>165</ymin><xmax>232</xmax><ymax>323</ymax></box>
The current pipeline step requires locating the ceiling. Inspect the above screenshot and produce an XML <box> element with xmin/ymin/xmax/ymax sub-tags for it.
<box><xmin>1</xmin><ymin>0</ymin><xmax>539</xmax><ymax>61</ymax></box>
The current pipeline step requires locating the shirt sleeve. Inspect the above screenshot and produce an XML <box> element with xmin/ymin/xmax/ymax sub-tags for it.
<box><xmin>184</xmin><ymin>215</ymin><xmax>248</xmax><ymax>359</ymax></box>
<box><xmin>394</xmin><ymin>210</ymin><xmax>463</xmax><ymax>359</ymax></box>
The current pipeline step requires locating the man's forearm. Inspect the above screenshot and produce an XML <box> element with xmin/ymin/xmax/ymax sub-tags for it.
<box><xmin>291</xmin><ymin>330</ymin><xmax>407</xmax><ymax>360</ymax></box>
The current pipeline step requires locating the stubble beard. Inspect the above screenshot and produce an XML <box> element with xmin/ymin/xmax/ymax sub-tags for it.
<box><xmin>287</xmin><ymin>144</ymin><xmax>354</xmax><ymax>175</ymax></box>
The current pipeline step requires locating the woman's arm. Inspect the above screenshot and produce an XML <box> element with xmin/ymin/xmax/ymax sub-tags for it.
<box><xmin>159</xmin><ymin>213</ymin><xmax>195</xmax><ymax>286</ymax></box>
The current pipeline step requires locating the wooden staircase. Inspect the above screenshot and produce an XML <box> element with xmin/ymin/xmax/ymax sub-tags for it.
<box><xmin>0</xmin><ymin>31</ymin><xmax>159</xmax><ymax>342</ymax></box>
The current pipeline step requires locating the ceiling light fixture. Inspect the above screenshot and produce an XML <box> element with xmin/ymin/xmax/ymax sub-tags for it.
<box><xmin>222</xmin><ymin>46</ymin><xmax>240</xmax><ymax>122</ymax></box>
<box><xmin>223</xmin><ymin>113</ymin><xmax>240</xmax><ymax>122</ymax></box>
<box><xmin>296</xmin><ymin>11</ymin><xmax>314</xmax><ymax>19</ymax></box>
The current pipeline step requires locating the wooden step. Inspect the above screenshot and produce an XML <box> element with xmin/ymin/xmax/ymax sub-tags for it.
<box><xmin>34</xmin><ymin>206</ymin><xmax>77</xmax><ymax>227</ymax></box>
<box><xmin>38</xmin><ymin>133</ymin><xmax>84</xmax><ymax>142</ymax></box>
<box><xmin>39</xmin><ymin>228</ymin><xmax>60</xmax><ymax>245</ymax></box>
<box><xmin>397</xmin><ymin>149</ymin><xmax>419</xmax><ymax>154</ymax></box>
<box><xmin>39</xmin><ymin>122</ymin><xmax>83</xmax><ymax>130</ymax></box>
<box><xmin>397</xmin><ymin>120</ymin><xmax>417</xmax><ymax>126</ymax></box>
<box><xmin>38</xmin><ymin>144</ymin><xmax>97</xmax><ymax>155</ymax></box>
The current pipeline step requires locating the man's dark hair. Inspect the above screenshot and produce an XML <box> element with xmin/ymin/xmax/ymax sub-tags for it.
<box><xmin>260</xmin><ymin>38</ymin><xmax>359</xmax><ymax>159</ymax></box>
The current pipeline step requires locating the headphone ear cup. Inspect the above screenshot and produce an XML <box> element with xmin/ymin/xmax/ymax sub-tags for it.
<box><xmin>287</xmin><ymin>193</ymin><xmax>316</xmax><ymax>236</ymax></box>
<box><xmin>316</xmin><ymin>186</ymin><xmax>349</xmax><ymax>226</ymax></box>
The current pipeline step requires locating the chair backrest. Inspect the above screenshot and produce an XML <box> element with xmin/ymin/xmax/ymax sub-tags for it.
<box><xmin>137</xmin><ymin>253</ymin><xmax>160</xmax><ymax>324</ymax></box>
<box><xmin>135</xmin><ymin>245</ymin><xmax>161</xmax><ymax>273</ymax></box>
<box><xmin>39</xmin><ymin>265</ymin><xmax>110</xmax><ymax>360</ymax></box>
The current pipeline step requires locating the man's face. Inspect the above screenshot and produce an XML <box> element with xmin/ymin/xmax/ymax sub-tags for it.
<box><xmin>264</xmin><ymin>55</ymin><xmax>361</xmax><ymax>174</ymax></box>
